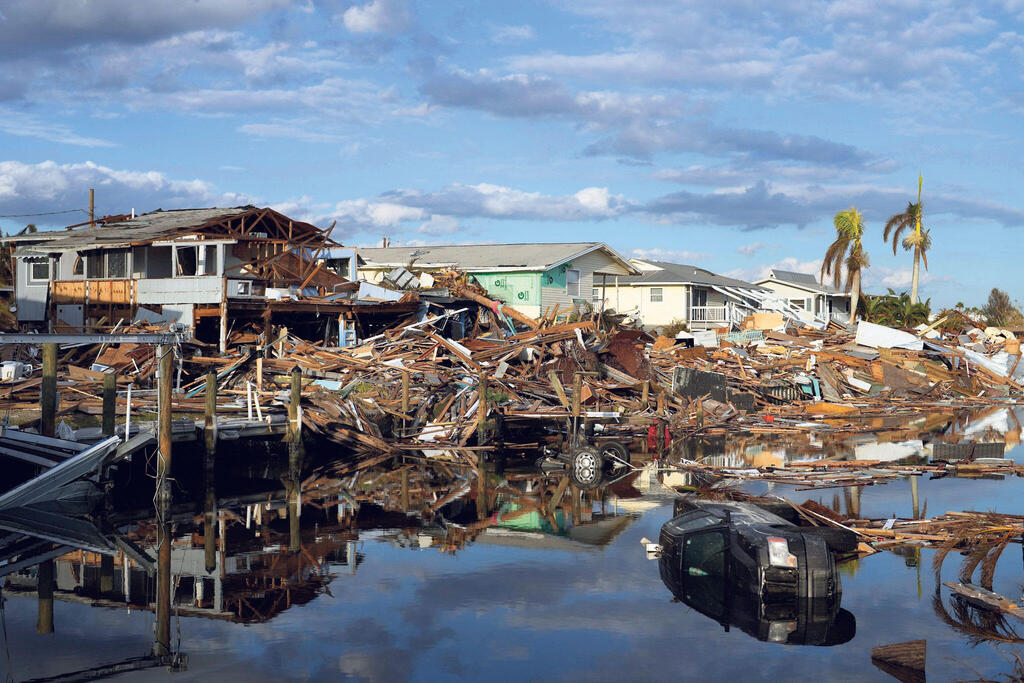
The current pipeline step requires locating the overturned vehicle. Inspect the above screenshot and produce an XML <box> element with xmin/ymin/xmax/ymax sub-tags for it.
<box><xmin>657</xmin><ymin>497</ymin><xmax>855</xmax><ymax>646</ymax></box>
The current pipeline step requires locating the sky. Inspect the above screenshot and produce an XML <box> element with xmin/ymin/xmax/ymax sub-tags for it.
<box><xmin>0</xmin><ymin>0</ymin><xmax>1022</xmax><ymax>307</ymax></box>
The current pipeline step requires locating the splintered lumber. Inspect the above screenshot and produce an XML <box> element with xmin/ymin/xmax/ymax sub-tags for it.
<box><xmin>943</xmin><ymin>583</ymin><xmax>1024</xmax><ymax>618</ymax></box>
<box><xmin>871</xmin><ymin>640</ymin><xmax>926</xmax><ymax>683</ymax></box>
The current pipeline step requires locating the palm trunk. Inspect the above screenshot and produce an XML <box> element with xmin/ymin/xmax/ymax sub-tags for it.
<box><xmin>910</xmin><ymin>246</ymin><xmax>921</xmax><ymax>304</ymax></box>
<box><xmin>849</xmin><ymin>270</ymin><xmax>860</xmax><ymax>326</ymax></box>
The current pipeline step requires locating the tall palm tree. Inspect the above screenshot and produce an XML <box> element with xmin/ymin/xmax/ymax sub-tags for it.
<box><xmin>883</xmin><ymin>173</ymin><xmax>931</xmax><ymax>304</ymax></box>
<box><xmin>821</xmin><ymin>206</ymin><xmax>869</xmax><ymax>325</ymax></box>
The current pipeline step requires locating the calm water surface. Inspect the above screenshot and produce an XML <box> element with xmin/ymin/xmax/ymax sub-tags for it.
<box><xmin>2</xmin><ymin>410</ymin><xmax>1024</xmax><ymax>681</ymax></box>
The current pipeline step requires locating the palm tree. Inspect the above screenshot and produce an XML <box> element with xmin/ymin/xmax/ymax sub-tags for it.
<box><xmin>821</xmin><ymin>206</ymin><xmax>869</xmax><ymax>325</ymax></box>
<box><xmin>883</xmin><ymin>173</ymin><xmax>931</xmax><ymax>304</ymax></box>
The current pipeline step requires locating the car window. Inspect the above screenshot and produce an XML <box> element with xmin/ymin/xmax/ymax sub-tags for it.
<box><xmin>683</xmin><ymin>530</ymin><xmax>726</xmax><ymax>578</ymax></box>
<box><xmin>674</xmin><ymin>511</ymin><xmax>720</xmax><ymax>533</ymax></box>
<box><xmin>682</xmin><ymin>530</ymin><xmax>728</xmax><ymax>620</ymax></box>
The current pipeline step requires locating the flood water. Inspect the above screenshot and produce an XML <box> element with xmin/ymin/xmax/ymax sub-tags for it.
<box><xmin>2</xmin><ymin>407</ymin><xmax>1024</xmax><ymax>681</ymax></box>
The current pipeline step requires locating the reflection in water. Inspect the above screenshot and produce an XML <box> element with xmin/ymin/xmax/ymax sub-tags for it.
<box><xmin>2</xmin><ymin>409</ymin><xmax>1024</xmax><ymax>680</ymax></box>
<box><xmin>667</xmin><ymin>405</ymin><xmax>1024</xmax><ymax>470</ymax></box>
<box><xmin>659</xmin><ymin>552</ymin><xmax>856</xmax><ymax>646</ymax></box>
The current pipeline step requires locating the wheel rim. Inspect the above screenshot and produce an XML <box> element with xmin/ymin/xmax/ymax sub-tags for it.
<box><xmin>574</xmin><ymin>452</ymin><xmax>598</xmax><ymax>483</ymax></box>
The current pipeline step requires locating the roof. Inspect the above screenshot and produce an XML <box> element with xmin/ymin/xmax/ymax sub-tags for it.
<box><xmin>9</xmin><ymin>207</ymin><xmax>249</xmax><ymax>252</ymax></box>
<box><xmin>358</xmin><ymin>242</ymin><xmax>638</xmax><ymax>275</ymax></box>
<box><xmin>756</xmin><ymin>269</ymin><xmax>848</xmax><ymax>296</ymax></box>
<box><xmin>618</xmin><ymin>260</ymin><xmax>765</xmax><ymax>291</ymax></box>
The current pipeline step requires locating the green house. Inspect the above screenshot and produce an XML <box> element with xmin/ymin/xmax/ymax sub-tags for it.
<box><xmin>357</xmin><ymin>242</ymin><xmax>638</xmax><ymax>319</ymax></box>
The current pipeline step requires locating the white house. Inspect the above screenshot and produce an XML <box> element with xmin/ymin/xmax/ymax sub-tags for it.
<box><xmin>611</xmin><ymin>259</ymin><xmax>769</xmax><ymax>331</ymax></box>
<box><xmin>754</xmin><ymin>269</ymin><xmax>852</xmax><ymax>324</ymax></box>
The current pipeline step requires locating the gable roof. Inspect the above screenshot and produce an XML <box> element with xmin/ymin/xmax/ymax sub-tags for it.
<box><xmin>358</xmin><ymin>242</ymin><xmax>638</xmax><ymax>275</ymax></box>
<box><xmin>756</xmin><ymin>268</ymin><xmax>848</xmax><ymax>296</ymax></box>
<box><xmin>618</xmin><ymin>260</ymin><xmax>765</xmax><ymax>290</ymax></box>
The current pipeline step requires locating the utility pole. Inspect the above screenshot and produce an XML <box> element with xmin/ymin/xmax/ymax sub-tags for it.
<box><xmin>89</xmin><ymin>188</ymin><xmax>95</xmax><ymax>225</ymax></box>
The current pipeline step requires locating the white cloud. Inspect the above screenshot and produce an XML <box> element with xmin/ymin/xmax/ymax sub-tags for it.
<box><xmin>629</xmin><ymin>248</ymin><xmax>710</xmax><ymax>264</ymax></box>
<box><xmin>0</xmin><ymin>160</ymin><xmax>252</xmax><ymax>223</ymax></box>
<box><xmin>491</xmin><ymin>24</ymin><xmax>535</xmax><ymax>44</ymax></box>
<box><xmin>342</xmin><ymin>0</ymin><xmax>412</xmax><ymax>34</ymax></box>
<box><xmin>0</xmin><ymin>108</ymin><xmax>114</xmax><ymax>147</ymax></box>
<box><xmin>238</xmin><ymin>121</ymin><xmax>349</xmax><ymax>144</ymax></box>
<box><xmin>737</xmin><ymin>241</ymin><xmax>771</xmax><ymax>256</ymax></box>
<box><xmin>418</xmin><ymin>215</ymin><xmax>460</xmax><ymax>235</ymax></box>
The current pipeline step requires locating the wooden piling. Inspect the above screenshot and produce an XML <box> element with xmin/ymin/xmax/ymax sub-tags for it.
<box><xmin>154</xmin><ymin>345</ymin><xmax>173</xmax><ymax>656</ymax></box>
<box><xmin>288</xmin><ymin>366</ymin><xmax>303</xmax><ymax>553</ymax></box>
<box><xmin>572</xmin><ymin>374</ymin><xmax>582</xmax><ymax>418</ymax></box>
<box><xmin>204</xmin><ymin>372</ymin><xmax>217</xmax><ymax>574</ymax></box>
<box><xmin>477</xmin><ymin>372</ymin><xmax>488</xmax><ymax>445</ymax></box>
<box><xmin>101</xmin><ymin>372</ymin><xmax>116</xmax><ymax>437</ymax></box>
<box><xmin>641</xmin><ymin>380</ymin><xmax>650</xmax><ymax>409</ymax></box>
<box><xmin>696</xmin><ymin>399</ymin><xmax>704</xmax><ymax>429</ymax></box>
<box><xmin>41</xmin><ymin>342</ymin><xmax>57</xmax><ymax>438</ymax></box>
<box><xmin>401</xmin><ymin>371</ymin><xmax>410</xmax><ymax>414</ymax></box>
<box><xmin>400</xmin><ymin>469</ymin><xmax>410</xmax><ymax>512</ymax></box>
<box><xmin>36</xmin><ymin>558</ymin><xmax>54</xmax><ymax>634</ymax></box>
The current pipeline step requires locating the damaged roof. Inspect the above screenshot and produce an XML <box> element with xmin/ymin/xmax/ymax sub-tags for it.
<box><xmin>8</xmin><ymin>207</ymin><xmax>251</xmax><ymax>252</ymax></box>
<box><xmin>358</xmin><ymin>242</ymin><xmax>638</xmax><ymax>275</ymax></box>
<box><xmin>618</xmin><ymin>260</ymin><xmax>765</xmax><ymax>291</ymax></box>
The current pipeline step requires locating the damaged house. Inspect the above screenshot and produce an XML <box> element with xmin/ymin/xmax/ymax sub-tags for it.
<box><xmin>357</xmin><ymin>242</ymin><xmax>638</xmax><ymax>320</ymax></box>
<box><xmin>6</xmin><ymin>207</ymin><xmax>417</xmax><ymax>349</ymax></box>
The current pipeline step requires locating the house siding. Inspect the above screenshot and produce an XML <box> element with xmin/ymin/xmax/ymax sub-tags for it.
<box><xmin>614</xmin><ymin>283</ymin><xmax>689</xmax><ymax>328</ymax></box>
<box><xmin>540</xmin><ymin>249</ymin><xmax>631</xmax><ymax>317</ymax></box>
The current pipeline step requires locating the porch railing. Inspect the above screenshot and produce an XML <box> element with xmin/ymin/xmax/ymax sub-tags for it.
<box><xmin>689</xmin><ymin>305</ymin><xmax>728</xmax><ymax>323</ymax></box>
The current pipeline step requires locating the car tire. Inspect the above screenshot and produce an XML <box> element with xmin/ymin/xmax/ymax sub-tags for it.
<box><xmin>568</xmin><ymin>447</ymin><xmax>604</xmax><ymax>490</ymax></box>
<box><xmin>801</xmin><ymin>526</ymin><xmax>858</xmax><ymax>554</ymax></box>
<box><xmin>600</xmin><ymin>440</ymin><xmax>630</xmax><ymax>468</ymax></box>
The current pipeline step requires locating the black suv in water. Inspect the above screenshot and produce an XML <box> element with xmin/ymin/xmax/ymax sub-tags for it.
<box><xmin>660</xmin><ymin>497</ymin><xmax>848</xmax><ymax>602</ymax></box>
<box><xmin>658</xmin><ymin>498</ymin><xmax>854</xmax><ymax>645</ymax></box>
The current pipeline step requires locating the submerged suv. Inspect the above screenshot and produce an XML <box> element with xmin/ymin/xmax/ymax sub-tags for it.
<box><xmin>657</xmin><ymin>498</ymin><xmax>854</xmax><ymax>645</ymax></box>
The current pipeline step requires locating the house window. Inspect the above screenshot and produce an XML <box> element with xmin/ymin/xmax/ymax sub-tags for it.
<box><xmin>29</xmin><ymin>259</ymin><xmax>50</xmax><ymax>282</ymax></box>
<box><xmin>592</xmin><ymin>287</ymin><xmax>602</xmax><ymax>302</ymax></box>
<box><xmin>566</xmin><ymin>269</ymin><xmax>580</xmax><ymax>297</ymax></box>
<box><xmin>691</xmin><ymin>288</ymin><xmax>707</xmax><ymax>307</ymax></box>
<box><xmin>789</xmin><ymin>298</ymin><xmax>806</xmax><ymax>310</ymax></box>
<box><xmin>176</xmin><ymin>245</ymin><xmax>198</xmax><ymax>276</ymax></box>
<box><xmin>650</xmin><ymin>287</ymin><xmax>663</xmax><ymax>303</ymax></box>
<box><xmin>87</xmin><ymin>251</ymin><xmax>104</xmax><ymax>278</ymax></box>
<box><xmin>201</xmin><ymin>244</ymin><xmax>218</xmax><ymax>275</ymax></box>
<box><xmin>72</xmin><ymin>254</ymin><xmax>84</xmax><ymax>276</ymax></box>
<box><xmin>106</xmin><ymin>249</ymin><xmax>128</xmax><ymax>278</ymax></box>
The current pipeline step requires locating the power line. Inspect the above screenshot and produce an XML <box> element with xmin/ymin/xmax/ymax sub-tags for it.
<box><xmin>0</xmin><ymin>208</ymin><xmax>89</xmax><ymax>219</ymax></box>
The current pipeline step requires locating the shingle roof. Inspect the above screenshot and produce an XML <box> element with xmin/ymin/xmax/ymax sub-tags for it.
<box><xmin>759</xmin><ymin>268</ymin><xmax>847</xmax><ymax>296</ymax></box>
<box><xmin>618</xmin><ymin>260</ymin><xmax>765</xmax><ymax>290</ymax></box>
<box><xmin>358</xmin><ymin>242</ymin><xmax>637</xmax><ymax>274</ymax></box>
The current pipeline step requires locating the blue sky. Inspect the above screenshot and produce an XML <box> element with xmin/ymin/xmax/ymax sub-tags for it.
<box><xmin>0</xmin><ymin>0</ymin><xmax>1022</xmax><ymax>307</ymax></box>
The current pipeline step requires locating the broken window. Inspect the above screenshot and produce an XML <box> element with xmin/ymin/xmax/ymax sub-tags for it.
<box><xmin>650</xmin><ymin>287</ymin><xmax>663</xmax><ymax>303</ymax></box>
<box><xmin>566</xmin><ymin>268</ymin><xmax>580</xmax><ymax>297</ymax></box>
<box><xmin>176</xmin><ymin>245</ymin><xmax>198</xmax><ymax>276</ymax></box>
